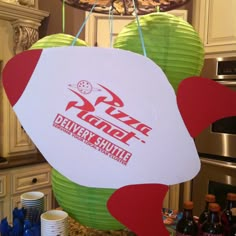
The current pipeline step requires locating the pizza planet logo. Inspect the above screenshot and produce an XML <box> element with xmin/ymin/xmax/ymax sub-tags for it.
<box><xmin>53</xmin><ymin>80</ymin><xmax>152</xmax><ymax>165</ymax></box>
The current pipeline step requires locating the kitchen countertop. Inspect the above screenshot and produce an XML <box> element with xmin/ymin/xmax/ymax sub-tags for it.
<box><xmin>0</xmin><ymin>153</ymin><xmax>47</xmax><ymax>169</ymax></box>
<box><xmin>67</xmin><ymin>216</ymin><xmax>176</xmax><ymax>236</ymax></box>
<box><xmin>68</xmin><ymin>217</ymin><xmax>136</xmax><ymax>236</ymax></box>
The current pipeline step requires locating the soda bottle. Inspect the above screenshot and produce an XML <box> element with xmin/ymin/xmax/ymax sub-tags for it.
<box><xmin>221</xmin><ymin>193</ymin><xmax>236</xmax><ymax>236</ymax></box>
<box><xmin>198</xmin><ymin>194</ymin><xmax>216</xmax><ymax>236</ymax></box>
<box><xmin>199</xmin><ymin>194</ymin><xmax>216</xmax><ymax>224</ymax></box>
<box><xmin>201</xmin><ymin>203</ymin><xmax>224</xmax><ymax>236</ymax></box>
<box><xmin>230</xmin><ymin>208</ymin><xmax>236</xmax><ymax>236</ymax></box>
<box><xmin>176</xmin><ymin>201</ymin><xmax>198</xmax><ymax>236</ymax></box>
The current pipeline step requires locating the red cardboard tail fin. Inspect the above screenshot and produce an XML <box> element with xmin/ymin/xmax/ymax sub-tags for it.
<box><xmin>107</xmin><ymin>184</ymin><xmax>169</xmax><ymax>236</ymax></box>
<box><xmin>177</xmin><ymin>76</ymin><xmax>236</xmax><ymax>138</ymax></box>
<box><xmin>2</xmin><ymin>49</ymin><xmax>42</xmax><ymax>107</ymax></box>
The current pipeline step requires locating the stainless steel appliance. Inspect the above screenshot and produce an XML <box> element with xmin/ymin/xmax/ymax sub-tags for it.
<box><xmin>194</xmin><ymin>57</ymin><xmax>236</xmax><ymax>159</ymax></box>
<box><xmin>192</xmin><ymin>158</ymin><xmax>236</xmax><ymax>216</ymax></box>
<box><xmin>191</xmin><ymin>56</ymin><xmax>236</xmax><ymax>216</ymax></box>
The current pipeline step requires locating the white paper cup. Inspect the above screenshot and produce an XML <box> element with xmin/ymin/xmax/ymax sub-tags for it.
<box><xmin>41</xmin><ymin>210</ymin><xmax>68</xmax><ymax>236</ymax></box>
<box><xmin>21</xmin><ymin>191</ymin><xmax>45</xmax><ymax>221</ymax></box>
<box><xmin>21</xmin><ymin>191</ymin><xmax>44</xmax><ymax>200</ymax></box>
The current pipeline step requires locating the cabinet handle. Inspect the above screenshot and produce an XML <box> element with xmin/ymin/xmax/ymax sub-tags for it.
<box><xmin>32</xmin><ymin>178</ymin><xmax>38</xmax><ymax>184</ymax></box>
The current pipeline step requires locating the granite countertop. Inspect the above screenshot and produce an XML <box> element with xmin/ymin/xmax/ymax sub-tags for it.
<box><xmin>67</xmin><ymin>217</ymin><xmax>176</xmax><ymax>236</ymax></box>
<box><xmin>68</xmin><ymin>217</ymin><xmax>136</xmax><ymax>236</ymax></box>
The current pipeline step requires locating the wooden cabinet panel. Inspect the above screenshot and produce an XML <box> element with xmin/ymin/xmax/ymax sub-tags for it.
<box><xmin>0</xmin><ymin>199</ymin><xmax>5</xmax><ymax>221</ymax></box>
<box><xmin>0</xmin><ymin>19</ymin><xmax>37</xmax><ymax>157</ymax></box>
<box><xmin>0</xmin><ymin>3</ymin><xmax>49</xmax><ymax>158</ymax></box>
<box><xmin>0</xmin><ymin>175</ymin><xmax>7</xmax><ymax>197</ymax></box>
<box><xmin>9</xmin><ymin>110</ymin><xmax>37</xmax><ymax>154</ymax></box>
<box><xmin>12</xmin><ymin>165</ymin><xmax>51</xmax><ymax>194</ymax></box>
<box><xmin>207</xmin><ymin>0</ymin><xmax>236</xmax><ymax>46</ymax></box>
<box><xmin>192</xmin><ymin>0</ymin><xmax>236</xmax><ymax>56</ymax></box>
<box><xmin>0</xmin><ymin>163</ymin><xmax>54</xmax><ymax>223</ymax></box>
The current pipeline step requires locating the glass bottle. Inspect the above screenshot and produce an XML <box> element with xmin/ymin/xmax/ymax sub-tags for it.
<box><xmin>230</xmin><ymin>208</ymin><xmax>236</xmax><ymax>236</ymax></box>
<box><xmin>201</xmin><ymin>203</ymin><xmax>224</xmax><ymax>236</ymax></box>
<box><xmin>198</xmin><ymin>194</ymin><xmax>216</xmax><ymax>236</ymax></box>
<box><xmin>221</xmin><ymin>193</ymin><xmax>236</xmax><ymax>236</ymax></box>
<box><xmin>176</xmin><ymin>201</ymin><xmax>198</xmax><ymax>236</ymax></box>
<box><xmin>199</xmin><ymin>194</ymin><xmax>216</xmax><ymax>224</ymax></box>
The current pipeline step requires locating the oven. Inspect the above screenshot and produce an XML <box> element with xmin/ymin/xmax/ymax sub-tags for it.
<box><xmin>194</xmin><ymin>57</ymin><xmax>236</xmax><ymax>160</ymax></box>
<box><xmin>192</xmin><ymin>158</ymin><xmax>236</xmax><ymax>216</ymax></box>
<box><xmin>191</xmin><ymin>56</ymin><xmax>236</xmax><ymax>216</ymax></box>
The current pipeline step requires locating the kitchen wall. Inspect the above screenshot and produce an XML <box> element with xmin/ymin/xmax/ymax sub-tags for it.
<box><xmin>38</xmin><ymin>0</ymin><xmax>85</xmax><ymax>39</ymax></box>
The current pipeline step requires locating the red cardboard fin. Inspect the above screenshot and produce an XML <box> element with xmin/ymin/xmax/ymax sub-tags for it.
<box><xmin>177</xmin><ymin>76</ymin><xmax>236</xmax><ymax>138</ymax></box>
<box><xmin>107</xmin><ymin>184</ymin><xmax>169</xmax><ymax>236</ymax></box>
<box><xmin>2</xmin><ymin>49</ymin><xmax>42</xmax><ymax>107</ymax></box>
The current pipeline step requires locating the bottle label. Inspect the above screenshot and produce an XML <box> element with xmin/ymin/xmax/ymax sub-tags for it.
<box><xmin>202</xmin><ymin>233</ymin><xmax>223</xmax><ymax>236</ymax></box>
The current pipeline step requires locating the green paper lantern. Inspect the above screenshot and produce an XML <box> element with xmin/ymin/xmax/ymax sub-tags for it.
<box><xmin>51</xmin><ymin>169</ymin><xmax>124</xmax><ymax>230</ymax></box>
<box><xmin>30</xmin><ymin>33</ymin><xmax>87</xmax><ymax>49</ymax></box>
<box><xmin>29</xmin><ymin>33</ymin><xmax>124</xmax><ymax>230</ymax></box>
<box><xmin>113</xmin><ymin>12</ymin><xmax>204</xmax><ymax>91</ymax></box>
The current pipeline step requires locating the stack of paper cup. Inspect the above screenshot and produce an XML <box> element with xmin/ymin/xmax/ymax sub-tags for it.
<box><xmin>20</xmin><ymin>191</ymin><xmax>45</xmax><ymax>220</ymax></box>
<box><xmin>41</xmin><ymin>210</ymin><xmax>68</xmax><ymax>236</ymax></box>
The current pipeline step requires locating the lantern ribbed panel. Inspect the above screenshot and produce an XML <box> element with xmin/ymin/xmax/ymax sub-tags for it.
<box><xmin>52</xmin><ymin>169</ymin><xmax>124</xmax><ymax>230</ymax></box>
<box><xmin>114</xmin><ymin>13</ymin><xmax>204</xmax><ymax>91</ymax></box>
<box><xmin>30</xmin><ymin>33</ymin><xmax>87</xmax><ymax>49</ymax></box>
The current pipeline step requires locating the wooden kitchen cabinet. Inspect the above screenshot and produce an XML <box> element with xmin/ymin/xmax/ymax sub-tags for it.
<box><xmin>192</xmin><ymin>0</ymin><xmax>236</xmax><ymax>57</ymax></box>
<box><xmin>0</xmin><ymin>80</ymin><xmax>38</xmax><ymax>157</ymax></box>
<box><xmin>0</xmin><ymin>174</ymin><xmax>7</xmax><ymax>221</ymax></box>
<box><xmin>0</xmin><ymin>1</ymin><xmax>49</xmax><ymax>158</ymax></box>
<box><xmin>0</xmin><ymin>163</ymin><xmax>54</xmax><ymax>223</ymax></box>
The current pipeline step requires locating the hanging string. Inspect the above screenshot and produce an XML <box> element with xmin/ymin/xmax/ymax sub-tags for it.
<box><xmin>109</xmin><ymin>6</ymin><xmax>114</xmax><ymax>48</ymax></box>
<box><xmin>62</xmin><ymin>0</ymin><xmax>65</xmax><ymax>33</ymax></box>
<box><xmin>71</xmin><ymin>1</ymin><xmax>97</xmax><ymax>46</ymax></box>
<box><xmin>132</xmin><ymin>0</ymin><xmax>147</xmax><ymax>57</ymax></box>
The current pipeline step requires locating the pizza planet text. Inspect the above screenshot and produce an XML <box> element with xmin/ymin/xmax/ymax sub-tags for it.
<box><xmin>53</xmin><ymin>114</ymin><xmax>132</xmax><ymax>165</ymax></box>
<box><xmin>66</xmin><ymin>83</ymin><xmax>152</xmax><ymax>145</ymax></box>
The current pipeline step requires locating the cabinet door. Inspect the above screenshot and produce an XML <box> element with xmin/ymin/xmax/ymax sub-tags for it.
<box><xmin>0</xmin><ymin>90</ymin><xmax>37</xmax><ymax>157</ymax></box>
<box><xmin>0</xmin><ymin>175</ymin><xmax>7</xmax><ymax>220</ymax></box>
<box><xmin>0</xmin><ymin>175</ymin><xmax>6</xmax><ymax>198</ymax></box>
<box><xmin>192</xmin><ymin>0</ymin><xmax>236</xmax><ymax>55</ymax></box>
<box><xmin>85</xmin><ymin>13</ymin><xmax>134</xmax><ymax>47</ymax></box>
<box><xmin>0</xmin><ymin>20</ymin><xmax>37</xmax><ymax>157</ymax></box>
<box><xmin>0</xmin><ymin>199</ymin><xmax>4</xmax><ymax>221</ymax></box>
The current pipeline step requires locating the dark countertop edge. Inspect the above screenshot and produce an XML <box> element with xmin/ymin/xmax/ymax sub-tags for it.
<box><xmin>0</xmin><ymin>152</ymin><xmax>48</xmax><ymax>169</ymax></box>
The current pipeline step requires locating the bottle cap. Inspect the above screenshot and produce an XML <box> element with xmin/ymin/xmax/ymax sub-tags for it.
<box><xmin>205</xmin><ymin>194</ymin><xmax>216</xmax><ymax>203</ymax></box>
<box><xmin>184</xmin><ymin>201</ymin><xmax>194</xmax><ymax>210</ymax></box>
<box><xmin>231</xmin><ymin>208</ymin><xmax>236</xmax><ymax>216</ymax></box>
<box><xmin>209</xmin><ymin>203</ymin><xmax>220</xmax><ymax>212</ymax></box>
<box><xmin>227</xmin><ymin>193</ymin><xmax>236</xmax><ymax>201</ymax></box>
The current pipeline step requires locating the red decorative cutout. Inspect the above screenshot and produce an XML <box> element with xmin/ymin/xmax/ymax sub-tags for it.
<box><xmin>2</xmin><ymin>49</ymin><xmax>42</xmax><ymax>107</ymax></box>
<box><xmin>177</xmin><ymin>76</ymin><xmax>236</xmax><ymax>138</ymax></box>
<box><xmin>107</xmin><ymin>184</ymin><xmax>169</xmax><ymax>236</ymax></box>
